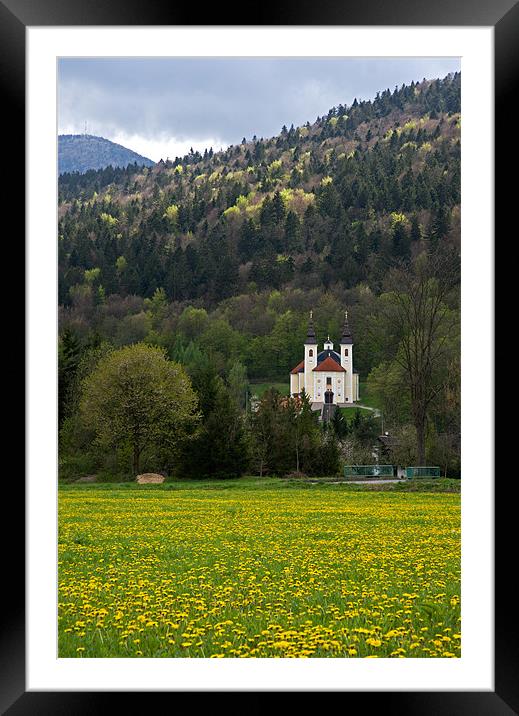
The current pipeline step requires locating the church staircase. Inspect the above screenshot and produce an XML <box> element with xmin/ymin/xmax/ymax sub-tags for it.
<box><xmin>321</xmin><ymin>403</ymin><xmax>337</xmax><ymax>423</ymax></box>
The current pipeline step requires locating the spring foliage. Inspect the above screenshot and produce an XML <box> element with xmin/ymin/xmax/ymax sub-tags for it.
<box><xmin>80</xmin><ymin>343</ymin><xmax>199</xmax><ymax>474</ymax></box>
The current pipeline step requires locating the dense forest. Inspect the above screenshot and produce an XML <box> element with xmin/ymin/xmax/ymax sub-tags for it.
<box><xmin>59</xmin><ymin>73</ymin><xmax>461</xmax><ymax>480</ymax></box>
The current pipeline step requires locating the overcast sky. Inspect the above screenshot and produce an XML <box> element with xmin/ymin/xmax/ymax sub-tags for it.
<box><xmin>58</xmin><ymin>57</ymin><xmax>460</xmax><ymax>162</ymax></box>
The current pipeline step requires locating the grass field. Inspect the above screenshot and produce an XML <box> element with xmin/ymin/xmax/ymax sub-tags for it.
<box><xmin>339</xmin><ymin>405</ymin><xmax>377</xmax><ymax>423</ymax></box>
<box><xmin>59</xmin><ymin>480</ymin><xmax>460</xmax><ymax>658</ymax></box>
<box><xmin>59</xmin><ymin>480</ymin><xmax>460</xmax><ymax>657</ymax></box>
<box><xmin>249</xmin><ymin>382</ymin><xmax>289</xmax><ymax>398</ymax></box>
<box><xmin>358</xmin><ymin>381</ymin><xmax>382</xmax><ymax>410</ymax></box>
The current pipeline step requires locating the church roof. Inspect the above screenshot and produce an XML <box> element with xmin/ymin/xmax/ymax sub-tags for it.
<box><xmin>291</xmin><ymin>350</ymin><xmax>345</xmax><ymax>374</ymax></box>
<box><xmin>317</xmin><ymin>349</ymin><xmax>341</xmax><ymax>364</ymax></box>
<box><xmin>312</xmin><ymin>356</ymin><xmax>345</xmax><ymax>372</ymax></box>
<box><xmin>290</xmin><ymin>359</ymin><xmax>305</xmax><ymax>374</ymax></box>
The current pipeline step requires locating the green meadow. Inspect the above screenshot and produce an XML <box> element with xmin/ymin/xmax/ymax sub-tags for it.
<box><xmin>59</xmin><ymin>481</ymin><xmax>461</xmax><ymax>658</ymax></box>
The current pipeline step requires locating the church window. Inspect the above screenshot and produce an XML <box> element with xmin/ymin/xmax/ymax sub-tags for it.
<box><xmin>326</xmin><ymin>377</ymin><xmax>332</xmax><ymax>385</ymax></box>
<box><xmin>309</xmin><ymin>349</ymin><xmax>313</xmax><ymax>357</ymax></box>
<box><xmin>344</xmin><ymin>348</ymin><xmax>349</xmax><ymax>357</ymax></box>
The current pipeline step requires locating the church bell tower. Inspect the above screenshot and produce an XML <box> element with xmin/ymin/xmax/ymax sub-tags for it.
<box><xmin>304</xmin><ymin>311</ymin><xmax>317</xmax><ymax>401</ymax></box>
<box><xmin>340</xmin><ymin>311</ymin><xmax>354</xmax><ymax>402</ymax></box>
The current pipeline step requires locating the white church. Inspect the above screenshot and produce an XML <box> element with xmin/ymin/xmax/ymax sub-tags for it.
<box><xmin>289</xmin><ymin>311</ymin><xmax>359</xmax><ymax>407</ymax></box>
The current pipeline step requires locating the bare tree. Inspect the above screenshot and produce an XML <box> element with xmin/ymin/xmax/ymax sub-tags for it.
<box><xmin>380</xmin><ymin>250</ymin><xmax>460</xmax><ymax>464</ymax></box>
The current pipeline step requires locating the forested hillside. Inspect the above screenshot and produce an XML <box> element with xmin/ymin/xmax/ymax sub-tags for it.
<box><xmin>59</xmin><ymin>73</ymin><xmax>461</xmax><ymax>478</ymax></box>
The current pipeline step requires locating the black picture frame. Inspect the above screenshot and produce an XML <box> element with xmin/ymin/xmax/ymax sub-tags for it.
<box><xmin>6</xmin><ymin>0</ymin><xmax>511</xmax><ymax>711</ymax></box>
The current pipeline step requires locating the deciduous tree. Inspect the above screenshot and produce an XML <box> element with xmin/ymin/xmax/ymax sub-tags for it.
<box><xmin>80</xmin><ymin>343</ymin><xmax>199</xmax><ymax>476</ymax></box>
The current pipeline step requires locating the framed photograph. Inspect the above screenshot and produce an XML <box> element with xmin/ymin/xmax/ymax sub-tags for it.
<box><xmin>7</xmin><ymin>0</ymin><xmax>512</xmax><ymax>710</ymax></box>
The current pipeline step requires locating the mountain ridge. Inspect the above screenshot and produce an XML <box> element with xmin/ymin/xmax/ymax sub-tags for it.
<box><xmin>58</xmin><ymin>134</ymin><xmax>155</xmax><ymax>175</ymax></box>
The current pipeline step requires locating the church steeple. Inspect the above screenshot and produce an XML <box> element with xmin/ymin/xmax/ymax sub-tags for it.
<box><xmin>305</xmin><ymin>310</ymin><xmax>317</xmax><ymax>345</ymax></box>
<box><xmin>340</xmin><ymin>310</ymin><xmax>353</xmax><ymax>345</ymax></box>
<box><xmin>303</xmin><ymin>311</ymin><xmax>317</xmax><ymax>400</ymax></box>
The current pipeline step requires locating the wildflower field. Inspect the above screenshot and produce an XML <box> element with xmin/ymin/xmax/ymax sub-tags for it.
<box><xmin>58</xmin><ymin>481</ymin><xmax>461</xmax><ymax>658</ymax></box>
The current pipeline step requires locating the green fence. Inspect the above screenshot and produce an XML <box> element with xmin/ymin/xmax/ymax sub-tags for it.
<box><xmin>344</xmin><ymin>465</ymin><xmax>394</xmax><ymax>479</ymax></box>
<box><xmin>405</xmin><ymin>466</ymin><xmax>441</xmax><ymax>479</ymax></box>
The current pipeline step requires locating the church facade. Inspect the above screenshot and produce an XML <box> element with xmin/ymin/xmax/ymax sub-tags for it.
<box><xmin>289</xmin><ymin>312</ymin><xmax>359</xmax><ymax>407</ymax></box>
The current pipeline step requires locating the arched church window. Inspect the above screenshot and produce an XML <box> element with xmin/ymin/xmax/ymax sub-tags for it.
<box><xmin>344</xmin><ymin>348</ymin><xmax>349</xmax><ymax>357</ymax></box>
<box><xmin>309</xmin><ymin>349</ymin><xmax>313</xmax><ymax>357</ymax></box>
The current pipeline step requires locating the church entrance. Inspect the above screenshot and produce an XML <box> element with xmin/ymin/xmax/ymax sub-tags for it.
<box><xmin>324</xmin><ymin>389</ymin><xmax>334</xmax><ymax>404</ymax></box>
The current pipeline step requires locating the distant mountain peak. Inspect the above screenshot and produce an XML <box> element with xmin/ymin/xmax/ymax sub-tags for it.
<box><xmin>58</xmin><ymin>134</ymin><xmax>155</xmax><ymax>174</ymax></box>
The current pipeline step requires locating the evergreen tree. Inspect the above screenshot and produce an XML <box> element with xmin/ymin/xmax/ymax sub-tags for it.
<box><xmin>331</xmin><ymin>408</ymin><xmax>348</xmax><ymax>439</ymax></box>
<box><xmin>319</xmin><ymin>428</ymin><xmax>341</xmax><ymax>475</ymax></box>
<box><xmin>284</xmin><ymin>211</ymin><xmax>301</xmax><ymax>251</ymax></box>
<box><xmin>410</xmin><ymin>215</ymin><xmax>422</xmax><ymax>243</ymax></box>
<box><xmin>392</xmin><ymin>220</ymin><xmax>411</xmax><ymax>261</ymax></box>
<box><xmin>228</xmin><ymin>361</ymin><xmax>248</xmax><ymax>411</ymax></box>
<box><xmin>203</xmin><ymin>377</ymin><xmax>250</xmax><ymax>478</ymax></box>
<box><xmin>177</xmin><ymin>372</ymin><xmax>249</xmax><ymax>479</ymax></box>
<box><xmin>58</xmin><ymin>328</ymin><xmax>82</xmax><ymax>428</ymax></box>
<box><xmin>248</xmin><ymin>388</ymin><xmax>293</xmax><ymax>476</ymax></box>
<box><xmin>291</xmin><ymin>390</ymin><xmax>321</xmax><ymax>474</ymax></box>
<box><xmin>430</xmin><ymin>206</ymin><xmax>450</xmax><ymax>249</ymax></box>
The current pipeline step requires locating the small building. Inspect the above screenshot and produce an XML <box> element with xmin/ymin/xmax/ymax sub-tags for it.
<box><xmin>289</xmin><ymin>311</ymin><xmax>359</xmax><ymax>408</ymax></box>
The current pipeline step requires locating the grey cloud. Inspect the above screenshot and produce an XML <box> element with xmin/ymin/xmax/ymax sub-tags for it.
<box><xmin>58</xmin><ymin>57</ymin><xmax>460</xmax><ymax>147</ymax></box>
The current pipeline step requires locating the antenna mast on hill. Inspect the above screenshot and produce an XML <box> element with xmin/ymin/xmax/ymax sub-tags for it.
<box><xmin>84</xmin><ymin>121</ymin><xmax>88</xmax><ymax>136</ymax></box>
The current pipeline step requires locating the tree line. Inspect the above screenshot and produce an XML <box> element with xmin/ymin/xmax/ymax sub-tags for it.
<box><xmin>60</xmin><ymin>250</ymin><xmax>460</xmax><ymax>479</ymax></box>
<box><xmin>60</xmin><ymin>341</ymin><xmax>346</xmax><ymax>480</ymax></box>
